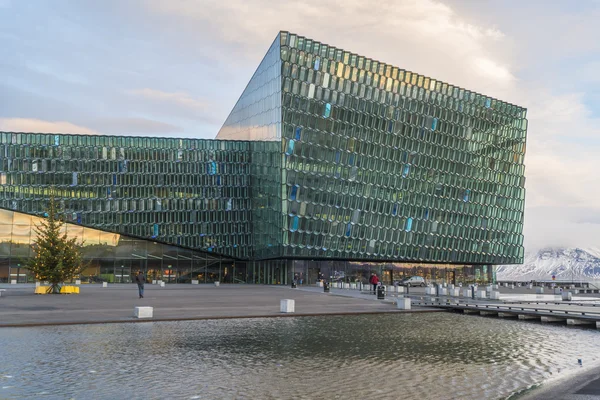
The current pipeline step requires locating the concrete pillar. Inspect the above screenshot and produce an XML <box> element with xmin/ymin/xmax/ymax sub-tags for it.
<box><xmin>134</xmin><ymin>306</ymin><xmax>153</xmax><ymax>318</ymax></box>
<box><xmin>480</xmin><ymin>311</ymin><xmax>498</xmax><ymax>316</ymax></box>
<box><xmin>541</xmin><ymin>316</ymin><xmax>565</xmax><ymax>323</ymax></box>
<box><xmin>518</xmin><ymin>314</ymin><xmax>539</xmax><ymax>320</ymax></box>
<box><xmin>396</xmin><ymin>298</ymin><xmax>411</xmax><ymax>310</ymax></box>
<box><xmin>280</xmin><ymin>299</ymin><xmax>295</xmax><ymax>313</ymax></box>
<box><xmin>498</xmin><ymin>312</ymin><xmax>517</xmax><ymax>318</ymax></box>
<box><xmin>567</xmin><ymin>319</ymin><xmax>593</xmax><ymax>326</ymax></box>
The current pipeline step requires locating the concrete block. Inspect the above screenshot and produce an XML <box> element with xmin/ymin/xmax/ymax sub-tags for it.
<box><xmin>439</xmin><ymin>288</ymin><xmax>448</xmax><ymax>296</ymax></box>
<box><xmin>518</xmin><ymin>314</ymin><xmax>539</xmax><ymax>320</ymax></box>
<box><xmin>344</xmin><ymin>283</ymin><xmax>350</xmax><ymax>289</ymax></box>
<box><xmin>35</xmin><ymin>282</ymin><xmax>40</xmax><ymax>287</ymax></box>
<box><xmin>462</xmin><ymin>289</ymin><xmax>470</xmax><ymax>297</ymax></box>
<box><xmin>554</xmin><ymin>288</ymin><xmax>562</xmax><ymax>294</ymax></box>
<box><xmin>476</xmin><ymin>290</ymin><xmax>487</xmax><ymax>299</ymax></box>
<box><xmin>480</xmin><ymin>311</ymin><xmax>498</xmax><ymax>316</ymax></box>
<box><xmin>510</xmin><ymin>284</ymin><xmax>515</xmax><ymax>289</ymax></box>
<box><xmin>75</xmin><ymin>279</ymin><xmax>81</xmax><ymax>285</ymax></box>
<box><xmin>527</xmin><ymin>284</ymin><xmax>533</xmax><ymax>289</ymax></box>
<box><xmin>317</xmin><ymin>281</ymin><xmax>323</xmax><ymax>287</ymax></box>
<box><xmin>574</xmin><ymin>289</ymin><xmax>579</xmax><ymax>294</ymax></box>
<box><xmin>160</xmin><ymin>281</ymin><xmax>166</xmax><ymax>287</ymax></box>
<box><xmin>517</xmin><ymin>283</ymin><xmax>521</xmax><ymax>287</ymax></box>
<box><xmin>541</xmin><ymin>316</ymin><xmax>565</xmax><ymax>323</ymax></box>
<box><xmin>134</xmin><ymin>306</ymin><xmax>153</xmax><ymax>318</ymax></box>
<box><xmin>486</xmin><ymin>285</ymin><xmax>492</xmax><ymax>292</ymax></box>
<box><xmin>214</xmin><ymin>281</ymin><xmax>219</xmax><ymax>287</ymax></box>
<box><xmin>10</xmin><ymin>279</ymin><xmax>16</xmax><ymax>284</ymax></box>
<box><xmin>191</xmin><ymin>280</ymin><xmax>199</xmax><ymax>285</ymax></box>
<box><xmin>102</xmin><ymin>282</ymin><xmax>108</xmax><ymax>288</ymax></box>
<box><xmin>498</xmin><ymin>312</ymin><xmax>517</xmax><ymax>318</ymax></box>
<box><xmin>567</xmin><ymin>319</ymin><xmax>593</xmax><ymax>326</ymax></box>
<box><xmin>490</xmin><ymin>291</ymin><xmax>500</xmax><ymax>300</ymax></box>
<box><xmin>562</xmin><ymin>292</ymin><xmax>572</xmax><ymax>301</ymax></box>
<box><xmin>396</xmin><ymin>298</ymin><xmax>411</xmax><ymax>310</ymax></box>
<box><xmin>492</xmin><ymin>284</ymin><xmax>499</xmax><ymax>290</ymax></box>
<box><xmin>536</xmin><ymin>287</ymin><xmax>544</xmax><ymax>294</ymax></box>
<box><xmin>152</xmin><ymin>280</ymin><xmax>157</xmax><ymax>284</ymax></box>
<box><xmin>597</xmin><ymin>322</ymin><xmax>600</xmax><ymax>329</ymax></box>
<box><xmin>448</xmin><ymin>284</ymin><xmax>455</xmax><ymax>290</ymax></box>
<box><xmin>396</xmin><ymin>286</ymin><xmax>405</xmax><ymax>294</ymax></box>
<box><xmin>280</xmin><ymin>299</ymin><xmax>295</xmax><ymax>313</ymax></box>
<box><xmin>350</xmin><ymin>283</ymin><xmax>356</xmax><ymax>290</ymax></box>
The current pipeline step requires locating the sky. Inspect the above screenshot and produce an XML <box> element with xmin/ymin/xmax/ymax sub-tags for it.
<box><xmin>1</xmin><ymin>0</ymin><xmax>600</xmax><ymax>252</ymax></box>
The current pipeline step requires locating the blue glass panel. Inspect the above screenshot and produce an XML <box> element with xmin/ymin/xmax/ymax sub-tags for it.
<box><xmin>208</xmin><ymin>161</ymin><xmax>217</xmax><ymax>175</ymax></box>
<box><xmin>405</xmin><ymin>217</ymin><xmax>413</xmax><ymax>232</ymax></box>
<box><xmin>153</xmin><ymin>224</ymin><xmax>159</xmax><ymax>237</ymax></box>
<box><xmin>291</xmin><ymin>216</ymin><xmax>299</xmax><ymax>232</ymax></box>
<box><xmin>295</xmin><ymin>127</ymin><xmax>302</xmax><ymax>140</ymax></box>
<box><xmin>290</xmin><ymin>184</ymin><xmax>299</xmax><ymax>200</ymax></box>
<box><xmin>485</xmin><ymin>98</ymin><xmax>491</xmax><ymax>108</ymax></box>
<box><xmin>402</xmin><ymin>165</ymin><xmax>410</xmax><ymax>178</ymax></box>
<box><xmin>463</xmin><ymin>189</ymin><xmax>470</xmax><ymax>202</ymax></box>
<box><xmin>392</xmin><ymin>203</ymin><xmax>398</xmax><ymax>216</ymax></box>
<box><xmin>345</xmin><ymin>223</ymin><xmax>352</xmax><ymax>237</ymax></box>
<box><xmin>335</xmin><ymin>151</ymin><xmax>341</xmax><ymax>163</ymax></box>
<box><xmin>285</xmin><ymin>139</ymin><xmax>295</xmax><ymax>155</ymax></box>
<box><xmin>314</xmin><ymin>57</ymin><xmax>320</xmax><ymax>70</ymax></box>
<box><xmin>432</xmin><ymin>118</ymin><xmax>438</xmax><ymax>131</ymax></box>
<box><xmin>424</xmin><ymin>208</ymin><xmax>429</xmax><ymax>220</ymax></box>
<box><xmin>324</xmin><ymin>103</ymin><xmax>331</xmax><ymax>118</ymax></box>
<box><xmin>348</xmin><ymin>154</ymin><xmax>355</xmax><ymax>166</ymax></box>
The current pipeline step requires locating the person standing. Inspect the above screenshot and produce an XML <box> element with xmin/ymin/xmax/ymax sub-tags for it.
<box><xmin>135</xmin><ymin>271</ymin><xmax>146</xmax><ymax>299</ymax></box>
<box><xmin>370</xmin><ymin>273</ymin><xmax>379</xmax><ymax>294</ymax></box>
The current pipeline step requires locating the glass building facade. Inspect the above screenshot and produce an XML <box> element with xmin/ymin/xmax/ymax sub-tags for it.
<box><xmin>0</xmin><ymin>31</ymin><xmax>527</xmax><ymax>285</ymax></box>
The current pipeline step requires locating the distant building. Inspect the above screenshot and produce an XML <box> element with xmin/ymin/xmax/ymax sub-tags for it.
<box><xmin>0</xmin><ymin>31</ymin><xmax>527</xmax><ymax>285</ymax></box>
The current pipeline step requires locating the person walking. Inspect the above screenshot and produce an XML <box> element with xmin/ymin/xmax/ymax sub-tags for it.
<box><xmin>369</xmin><ymin>273</ymin><xmax>379</xmax><ymax>294</ymax></box>
<box><xmin>135</xmin><ymin>270</ymin><xmax>146</xmax><ymax>299</ymax></box>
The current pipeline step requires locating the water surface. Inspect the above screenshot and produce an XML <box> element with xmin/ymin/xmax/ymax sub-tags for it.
<box><xmin>1</xmin><ymin>313</ymin><xmax>599</xmax><ymax>399</ymax></box>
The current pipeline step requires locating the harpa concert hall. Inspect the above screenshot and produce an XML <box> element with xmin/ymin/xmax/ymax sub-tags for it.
<box><xmin>0</xmin><ymin>31</ymin><xmax>527</xmax><ymax>286</ymax></box>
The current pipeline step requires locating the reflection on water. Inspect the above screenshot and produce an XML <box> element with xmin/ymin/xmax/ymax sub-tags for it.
<box><xmin>1</xmin><ymin>313</ymin><xmax>599</xmax><ymax>399</ymax></box>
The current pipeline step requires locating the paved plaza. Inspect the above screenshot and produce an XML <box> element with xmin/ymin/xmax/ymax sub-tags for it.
<box><xmin>0</xmin><ymin>283</ymin><xmax>438</xmax><ymax>327</ymax></box>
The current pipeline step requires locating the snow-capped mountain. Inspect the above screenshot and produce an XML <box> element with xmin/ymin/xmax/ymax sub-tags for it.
<box><xmin>496</xmin><ymin>248</ymin><xmax>600</xmax><ymax>281</ymax></box>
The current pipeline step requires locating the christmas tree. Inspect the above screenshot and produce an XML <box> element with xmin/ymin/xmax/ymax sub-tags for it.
<box><xmin>27</xmin><ymin>197</ymin><xmax>84</xmax><ymax>294</ymax></box>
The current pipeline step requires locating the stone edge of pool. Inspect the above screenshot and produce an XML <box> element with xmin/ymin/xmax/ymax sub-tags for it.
<box><xmin>0</xmin><ymin>308</ymin><xmax>446</xmax><ymax>328</ymax></box>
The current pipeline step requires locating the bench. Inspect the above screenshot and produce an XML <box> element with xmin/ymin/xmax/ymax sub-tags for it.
<box><xmin>0</xmin><ymin>289</ymin><xmax>6</xmax><ymax>297</ymax></box>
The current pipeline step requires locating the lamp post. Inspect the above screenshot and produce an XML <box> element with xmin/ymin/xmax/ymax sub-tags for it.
<box><xmin>168</xmin><ymin>265</ymin><xmax>172</xmax><ymax>284</ymax></box>
<box><xmin>16</xmin><ymin>263</ymin><xmax>20</xmax><ymax>284</ymax></box>
<box><xmin>120</xmin><ymin>265</ymin><xmax>124</xmax><ymax>283</ymax></box>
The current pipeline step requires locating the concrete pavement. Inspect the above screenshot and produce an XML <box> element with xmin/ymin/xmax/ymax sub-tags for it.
<box><xmin>0</xmin><ymin>283</ymin><xmax>439</xmax><ymax>327</ymax></box>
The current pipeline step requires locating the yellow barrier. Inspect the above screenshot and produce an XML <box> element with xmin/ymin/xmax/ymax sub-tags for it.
<box><xmin>60</xmin><ymin>286</ymin><xmax>80</xmax><ymax>294</ymax></box>
<box><xmin>34</xmin><ymin>286</ymin><xmax>49</xmax><ymax>294</ymax></box>
<box><xmin>34</xmin><ymin>285</ymin><xmax>80</xmax><ymax>294</ymax></box>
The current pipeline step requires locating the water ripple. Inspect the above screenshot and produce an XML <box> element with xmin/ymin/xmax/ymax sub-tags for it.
<box><xmin>0</xmin><ymin>313</ymin><xmax>599</xmax><ymax>399</ymax></box>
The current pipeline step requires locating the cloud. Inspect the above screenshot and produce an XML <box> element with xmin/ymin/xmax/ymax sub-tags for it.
<box><xmin>127</xmin><ymin>88</ymin><xmax>209</xmax><ymax>111</ymax></box>
<box><xmin>0</xmin><ymin>118</ymin><xmax>96</xmax><ymax>134</ymax></box>
<box><xmin>88</xmin><ymin>117</ymin><xmax>182</xmax><ymax>135</ymax></box>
